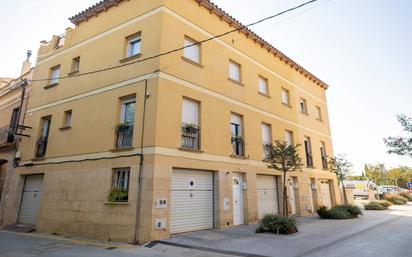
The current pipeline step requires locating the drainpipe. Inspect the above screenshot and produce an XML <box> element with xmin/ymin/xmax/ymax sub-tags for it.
<box><xmin>134</xmin><ymin>79</ymin><xmax>149</xmax><ymax>244</ymax></box>
<box><xmin>14</xmin><ymin>79</ymin><xmax>28</xmax><ymax>135</ymax></box>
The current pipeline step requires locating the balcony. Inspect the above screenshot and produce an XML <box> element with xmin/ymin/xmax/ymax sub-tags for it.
<box><xmin>231</xmin><ymin>136</ymin><xmax>244</xmax><ymax>157</ymax></box>
<box><xmin>36</xmin><ymin>136</ymin><xmax>48</xmax><ymax>158</ymax></box>
<box><xmin>0</xmin><ymin>127</ymin><xmax>16</xmax><ymax>151</ymax></box>
<box><xmin>115</xmin><ymin>124</ymin><xmax>134</xmax><ymax>149</ymax></box>
<box><xmin>181</xmin><ymin>124</ymin><xmax>200</xmax><ymax>151</ymax></box>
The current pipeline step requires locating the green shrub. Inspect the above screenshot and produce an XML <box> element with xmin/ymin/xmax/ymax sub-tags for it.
<box><xmin>317</xmin><ymin>206</ymin><xmax>330</xmax><ymax>219</ymax></box>
<box><xmin>393</xmin><ymin>196</ymin><xmax>408</xmax><ymax>205</ymax></box>
<box><xmin>399</xmin><ymin>192</ymin><xmax>412</xmax><ymax>201</ymax></box>
<box><xmin>256</xmin><ymin>214</ymin><xmax>298</xmax><ymax>234</ymax></box>
<box><xmin>333</xmin><ymin>205</ymin><xmax>362</xmax><ymax>218</ymax></box>
<box><xmin>364</xmin><ymin>202</ymin><xmax>387</xmax><ymax>210</ymax></box>
<box><xmin>328</xmin><ymin>208</ymin><xmax>352</xmax><ymax>219</ymax></box>
<box><xmin>386</xmin><ymin>195</ymin><xmax>408</xmax><ymax>205</ymax></box>
<box><xmin>374</xmin><ymin>200</ymin><xmax>392</xmax><ymax>207</ymax></box>
<box><xmin>317</xmin><ymin>205</ymin><xmax>362</xmax><ymax>219</ymax></box>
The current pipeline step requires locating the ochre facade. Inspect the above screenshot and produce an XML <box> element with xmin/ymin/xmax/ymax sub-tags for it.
<box><xmin>2</xmin><ymin>0</ymin><xmax>340</xmax><ymax>243</ymax></box>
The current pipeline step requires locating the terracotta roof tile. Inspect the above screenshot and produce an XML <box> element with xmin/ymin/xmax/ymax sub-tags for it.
<box><xmin>69</xmin><ymin>0</ymin><xmax>329</xmax><ymax>89</ymax></box>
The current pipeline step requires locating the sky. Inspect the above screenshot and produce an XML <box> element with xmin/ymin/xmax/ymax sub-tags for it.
<box><xmin>1</xmin><ymin>0</ymin><xmax>411</xmax><ymax>174</ymax></box>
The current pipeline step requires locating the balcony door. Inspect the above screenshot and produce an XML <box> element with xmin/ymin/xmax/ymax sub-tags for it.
<box><xmin>116</xmin><ymin>98</ymin><xmax>135</xmax><ymax>148</ymax></box>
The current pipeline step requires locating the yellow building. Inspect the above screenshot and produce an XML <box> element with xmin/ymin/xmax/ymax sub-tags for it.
<box><xmin>2</xmin><ymin>0</ymin><xmax>340</xmax><ymax>243</ymax></box>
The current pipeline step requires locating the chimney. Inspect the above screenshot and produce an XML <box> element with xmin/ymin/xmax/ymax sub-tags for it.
<box><xmin>20</xmin><ymin>50</ymin><xmax>32</xmax><ymax>75</ymax></box>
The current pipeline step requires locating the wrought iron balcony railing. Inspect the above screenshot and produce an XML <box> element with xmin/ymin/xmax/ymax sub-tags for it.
<box><xmin>115</xmin><ymin>124</ymin><xmax>134</xmax><ymax>148</ymax></box>
<box><xmin>231</xmin><ymin>136</ymin><xmax>244</xmax><ymax>156</ymax></box>
<box><xmin>181</xmin><ymin>126</ymin><xmax>200</xmax><ymax>150</ymax></box>
<box><xmin>36</xmin><ymin>136</ymin><xmax>48</xmax><ymax>158</ymax></box>
<box><xmin>0</xmin><ymin>127</ymin><xmax>15</xmax><ymax>145</ymax></box>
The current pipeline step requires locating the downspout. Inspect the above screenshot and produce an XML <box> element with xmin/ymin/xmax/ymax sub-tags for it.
<box><xmin>134</xmin><ymin>79</ymin><xmax>148</xmax><ymax>243</ymax></box>
<box><xmin>14</xmin><ymin>79</ymin><xmax>28</xmax><ymax>135</ymax></box>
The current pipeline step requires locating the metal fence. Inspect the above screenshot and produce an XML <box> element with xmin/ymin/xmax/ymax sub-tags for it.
<box><xmin>181</xmin><ymin>127</ymin><xmax>200</xmax><ymax>150</ymax></box>
<box><xmin>116</xmin><ymin>125</ymin><xmax>134</xmax><ymax>148</ymax></box>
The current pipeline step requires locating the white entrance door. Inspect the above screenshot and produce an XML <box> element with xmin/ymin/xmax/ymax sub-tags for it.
<box><xmin>232</xmin><ymin>173</ymin><xmax>243</xmax><ymax>225</ymax></box>
<box><xmin>18</xmin><ymin>174</ymin><xmax>44</xmax><ymax>225</ymax></box>
<box><xmin>289</xmin><ymin>179</ymin><xmax>297</xmax><ymax>215</ymax></box>
<box><xmin>320</xmin><ymin>180</ymin><xmax>332</xmax><ymax>209</ymax></box>
<box><xmin>170</xmin><ymin>169</ymin><xmax>214</xmax><ymax>234</ymax></box>
<box><xmin>256</xmin><ymin>175</ymin><xmax>278</xmax><ymax>219</ymax></box>
<box><xmin>309</xmin><ymin>183</ymin><xmax>315</xmax><ymax>213</ymax></box>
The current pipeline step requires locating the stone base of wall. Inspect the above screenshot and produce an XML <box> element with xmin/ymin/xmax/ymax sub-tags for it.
<box><xmin>2</xmin><ymin>153</ymin><xmax>340</xmax><ymax>243</ymax></box>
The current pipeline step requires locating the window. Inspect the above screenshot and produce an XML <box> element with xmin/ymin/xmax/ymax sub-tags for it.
<box><xmin>285</xmin><ymin>130</ymin><xmax>294</xmax><ymax>146</ymax></box>
<box><xmin>116</xmin><ymin>97</ymin><xmax>136</xmax><ymax>148</ymax></box>
<box><xmin>229</xmin><ymin>60</ymin><xmax>241</xmax><ymax>83</ymax></box>
<box><xmin>261</xmin><ymin>123</ymin><xmax>271</xmax><ymax>158</ymax></box>
<box><xmin>6</xmin><ymin>108</ymin><xmax>20</xmax><ymax>143</ymax></box>
<box><xmin>181</xmin><ymin>98</ymin><xmax>200</xmax><ymax>150</ymax></box>
<box><xmin>281</xmin><ymin>88</ymin><xmax>290</xmax><ymax>105</ymax></box>
<box><xmin>183</xmin><ymin>37</ymin><xmax>200</xmax><ymax>64</ymax></box>
<box><xmin>127</xmin><ymin>34</ymin><xmax>141</xmax><ymax>57</ymax></box>
<box><xmin>111</xmin><ymin>168</ymin><xmax>130</xmax><ymax>202</ymax></box>
<box><xmin>36</xmin><ymin>116</ymin><xmax>51</xmax><ymax>158</ymax></box>
<box><xmin>50</xmin><ymin>65</ymin><xmax>60</xmax><ymax>85</ymax></box>
<box><xmin>71</xmin><ymin>57</ymin><xmax>80</xmax><ymax>73</ymax></box>
<box><xmin>300</xmin><ymin>98</ymin><xmax>308</xmax><ymax>114</ymax></box>
<box><xmin>304</xmin><ymin>136</ymin><xmax>314</xmax><ymax>167</ymax></box>
<box><xmin>320</xmin><ymin>141</ymin><xmax>328</xmax><ymax>169</ymax></box>
<box><xmin>258</xmin><ymin>76</ymin><xmax>269</xmax><ymax>95</ymax></box>
<box><xmin>316</xmin><ymin>106</ymin><xmax>323</xmax><ymax>121</ymax></box>
<box><xmin>230</xmin><ymin>113</ymin><xmax>244</xmax><ymax>156</ymax></box>
<box><xmin>63</xmin><ymin>110</ymin><xmax>72</xmax><ymax>128</ymax></box>
<box><xmin>10</xmin><ymin>108</ymin><xmax>20</xmax><ymax>130</ymax></box>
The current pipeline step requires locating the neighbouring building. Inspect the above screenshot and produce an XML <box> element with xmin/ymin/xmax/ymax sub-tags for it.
<box><xmin>1</xmin><ymin>0</ymin><xmax>340</xmax><ymax>243</ymax></box>
<box><xmin>0</xmin><ymin>51</ymin><xmax>33</xmax><ymax>224</ymax></box>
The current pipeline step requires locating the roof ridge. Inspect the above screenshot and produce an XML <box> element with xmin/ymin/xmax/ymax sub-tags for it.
<box><xmin>69</xmin><ymin>0</ymin><xmax>329</xmax><ymax>89</ymax></box>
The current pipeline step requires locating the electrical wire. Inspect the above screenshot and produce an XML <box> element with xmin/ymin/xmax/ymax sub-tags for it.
<box><xmin>27</xmin><ymin>0</ymin><xmax>319</xmax><ymax>83</ymax></box>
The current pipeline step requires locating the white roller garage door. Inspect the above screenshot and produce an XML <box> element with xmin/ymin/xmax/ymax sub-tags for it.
<box><xmin>18</xmin><ymin>174</ymin><xmax>44</xmax><ymax>225</ymax></box>
<box><xmin>170</xmin><ymin>169</ymin><xmax>213</xmax><ymax>234</ymax></box>
<box><xmin>257</xmin><ymin>175</ymin><xmax>279</xmax><ymax>219</ymax></box>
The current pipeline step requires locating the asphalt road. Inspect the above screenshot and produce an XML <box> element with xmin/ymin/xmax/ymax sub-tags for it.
<box><xmin>0</xmin><ymin>203</ymin><xmax>411</xmax><ymax>257</ymax></box>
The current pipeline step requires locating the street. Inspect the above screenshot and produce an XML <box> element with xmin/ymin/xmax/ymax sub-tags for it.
<box><xmin>0</xmin><ymin>204</ymin><xmax>411</xmax><ymax>257</ymax></box>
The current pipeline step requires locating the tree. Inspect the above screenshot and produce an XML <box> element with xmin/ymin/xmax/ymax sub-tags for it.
<box><xmin>328</xmin><ymin>155</ymin><xmax>352</xmax><ymax>204</ymax></box>
<box><xmin>387</xmin><ymin>166</ymin><xmax>412</xmax><ymax>187</ymax></box>
<box><xmin>384</xmin><ymin>114</ymin><xmax>412</xmax><ymax>157</ymax></box>
<box><xmin>365</xmin><ymin>163</ymin><xmax>387</xmax><ymax>185</ymax></box>
<box><xmin>264</xmin><ymin>140</ymin><xmax>303</xmax><ymax>217</ymax></box>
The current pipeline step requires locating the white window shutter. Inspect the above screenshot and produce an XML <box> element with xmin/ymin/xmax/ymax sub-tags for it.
<box><xmin>230</xmin><ymin>114</ymin><xmax>241</xmax><ymax>125</ymax></box>
<box><xmin>285</xmin><ymin>131</ymin><xmax>293</xmax><ymax>146</ymax></box>
<box><xmin>184</xmin><ymin>39</ymin><xmax>200</xmax><ymax>63</ymax></box>
<box><xmin>259</xmin><ymin>77</ymin><xmax>268</xmax><ymax>94</ymax></box>
<box><xmin>261</xmin><ymin>124</ymin><xmax>271</xmax><ymax>144</ymax></box>
<box><xmin>281</xmin><ymin>89</ymin><xmax>289</xmax><ymax>104</ymax></box>
<box><xmin>229</xmin><ymin>62</ymin><xmax>240</xmax><ymax>81</ymax></box>
<box><xmin>182</xmin><ymin>99</ymin><xmax>199</xmax><ymax>125</ymax></box>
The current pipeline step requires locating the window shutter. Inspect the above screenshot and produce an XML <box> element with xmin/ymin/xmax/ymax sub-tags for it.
<box><xmin>259</xmin><ymin>77</ymin><xmax>268</xmax><ymax>94</ymax></box>
<box><xmin>184</xmin><ymin>39</ymin><xmax>200</xmax><ymax>63</ymax></box>
<box><xmin>182</xmin><ymin>99</ymin><xmax>199</xmax><ymax>125</ymax></box>
<box><xmin>285</xmin><ymin>131</ymin><xmax>293</xmax><ymax>145</ymax></box>
<box><xmin>261</xmin><ymin>124</ymin><xmax>271</xmax><ymax>144</ymax></box>
<box><xmin>281</xmin><ymin>89</ymin><xmax>289</xmax><ymax>104</ymax></box>
<box><xmin>229</xmin><ymin>61</ymin><xmax>240</xmax><ymax>81</ymax></box>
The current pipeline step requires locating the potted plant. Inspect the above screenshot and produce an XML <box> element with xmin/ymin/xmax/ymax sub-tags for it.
<box><xmin>231</xmin><ymin>135</ymin><xmax>243</xmax><ymax>144</ymax></box>
<box><xmin>183</xmin><ymin>123</ymin><xmax>198</xmax><ymax>133</ymax></box>
<box><xmin>108</xmin><ymin>187</ymin><xmax>128</xmax><ymax>202</ymax></box>
<box><xmin>116</xmin><ymin>122</ymin><xmax>131</xmax><ymax>131</ymax></box>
